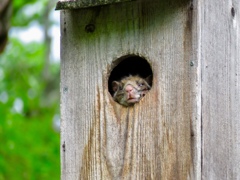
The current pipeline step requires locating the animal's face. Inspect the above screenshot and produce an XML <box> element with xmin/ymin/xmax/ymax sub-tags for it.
<box><xmin>112</xmin><ymin>75</ymin><xmax>151</xmax><ymax>107</ymax></box>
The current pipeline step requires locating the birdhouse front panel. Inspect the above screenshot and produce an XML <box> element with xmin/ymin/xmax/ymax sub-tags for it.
<box><xmin>60</xmin><ymin>0</ymin><xmax>199</xmax><ymax>179</ymax></box>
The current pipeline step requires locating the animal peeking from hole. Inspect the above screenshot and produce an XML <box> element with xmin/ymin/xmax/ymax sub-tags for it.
<box><xmin>112</xmin><ymin>75</ymin><xmax>152</xmax><ymax>107</ymax></box>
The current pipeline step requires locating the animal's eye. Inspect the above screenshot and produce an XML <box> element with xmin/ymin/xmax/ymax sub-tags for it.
<box><xmin>119</xmin><ymin>85</ymin><xmax>123</xmax><ymax>90</ymax></box>
<box><xmin>138</xmin><ymin>82</ymin><xmax>144</xmax><ymax>87</ymax></box>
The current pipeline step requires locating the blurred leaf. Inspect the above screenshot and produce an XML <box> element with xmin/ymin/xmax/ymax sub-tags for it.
<box><xmin>12</xmin><ymin>0</ymin><xmax>49</xmax><ymax>27</ymax></box>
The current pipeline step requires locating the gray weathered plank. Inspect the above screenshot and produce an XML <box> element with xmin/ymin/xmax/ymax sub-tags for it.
<box><xmin>201</xmin><ymin>0</ymin><xmax>240</xmax><ymax>179</ymax></box>
<box><xmin>60</xmin><ymin>0</ymin><xmax>200</xmax><ymax>179</ymax></box>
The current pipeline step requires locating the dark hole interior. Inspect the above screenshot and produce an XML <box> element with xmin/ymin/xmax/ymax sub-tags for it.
<box><xmin>108</xmin><ymin>55</ymin><xmax>153</xmax><ymax>95</ymax></box>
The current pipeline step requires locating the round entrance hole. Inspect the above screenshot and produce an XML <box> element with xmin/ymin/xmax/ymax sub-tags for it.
<box><xmin>108</xmin><ymin>55</ymin><xmax>153</xmax><ymax>106</ymax></box>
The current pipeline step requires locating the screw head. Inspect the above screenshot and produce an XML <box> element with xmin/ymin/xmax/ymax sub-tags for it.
<box><xmin>85</xmin><ymin>24</ymin><xmax>95</xmax><ymax>33</ymax></box>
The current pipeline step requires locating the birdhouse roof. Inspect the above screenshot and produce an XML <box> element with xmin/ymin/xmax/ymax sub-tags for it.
<box><xmin>56</xmin><ymin>0</ymin><xmax>134</xmax><ymax>10</ymax></box>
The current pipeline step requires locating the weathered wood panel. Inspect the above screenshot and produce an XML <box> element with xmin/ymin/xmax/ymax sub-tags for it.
<box><xmin>60</xmin><ymin>0</ymin><xmax>200</xmax><ymax>179</ymax></box>
<box><xmin>201</xmin><ymin>0</ymin><xmax>240</xmax><ymax>179</ymax></box>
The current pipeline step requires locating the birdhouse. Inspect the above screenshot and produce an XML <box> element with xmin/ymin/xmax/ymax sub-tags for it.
<box><xmin>57</xmin><ymin>0</ymin><xmax>240</xmax><ymax>179</ymax></box>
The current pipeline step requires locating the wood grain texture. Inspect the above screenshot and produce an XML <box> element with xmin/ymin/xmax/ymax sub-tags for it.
<box><xmin>201</xmin><ymin>0</ymin><xmax>240</xmax><ymax>179</ymax></box>
<box><xmin>60</xmin><ymin>0</ymin><xmax>200</xmax><ymax>179</ymax></box>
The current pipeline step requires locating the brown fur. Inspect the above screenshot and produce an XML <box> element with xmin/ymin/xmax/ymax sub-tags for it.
<box><xmin>112</xmin><ymin>75</ymin><xmax>152</xmax><ymax>107</ymax></box>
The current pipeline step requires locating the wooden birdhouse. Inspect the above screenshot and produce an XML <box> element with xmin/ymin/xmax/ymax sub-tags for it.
<box><xmin>56</xmin><ymin>0</ymin><xmax>240</xmax><ymax>179</ymax></box>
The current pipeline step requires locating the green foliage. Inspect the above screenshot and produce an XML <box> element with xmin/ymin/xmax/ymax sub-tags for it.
<box><xmin>12</xmin><ymin>0</ymin><xmax>49</xmax><ymax>27</ymax></box>
<box><xmin>0</xmin><ymin>0</ymin><xmax>60</xmax><ymax>179</ymax></box>
<box><xmin>0</xmin><ymin>37</ymin><xmax>60</xmax><ymax>179</ymax></box>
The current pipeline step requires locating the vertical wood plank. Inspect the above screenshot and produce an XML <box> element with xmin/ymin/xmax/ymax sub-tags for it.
<box><xmin>201</xmin><ymin>0</ymin><xmax>240</xmax><ymax>179</ymax></box>
<box><xmin>60</xmin><ymin>0</ymin><xmax>200</xmax><ymax>179</ymax></box>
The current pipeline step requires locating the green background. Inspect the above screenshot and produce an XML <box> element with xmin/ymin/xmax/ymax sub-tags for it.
<box><xmin>0</xmin><ymin>0</ymin><xmax>60</xmax><ymax>179</ymax></box>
